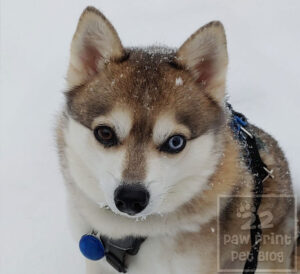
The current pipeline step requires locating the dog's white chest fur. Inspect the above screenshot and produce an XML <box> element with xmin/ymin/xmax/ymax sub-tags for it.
<box><xmin>87</xmin><ymin>236</ymin><xmax>208</xmax><ymax>274</ymax></box>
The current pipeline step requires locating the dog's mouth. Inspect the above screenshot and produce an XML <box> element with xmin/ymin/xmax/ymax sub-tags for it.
<box><xmin>97</xmin><ymin>201</ymin><xmax>153</xmax><ymax>221</ymax></box>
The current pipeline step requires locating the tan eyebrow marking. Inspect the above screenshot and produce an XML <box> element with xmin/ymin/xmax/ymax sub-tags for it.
<box><xmin>152</xmin><ymin>113</ymin><xmax>191</xmax><ymax>145</ymax></box>
<box><xmin>92</xmin><ymin>107</ymin><xmax>133</xmax><ymax>141</ymax></box>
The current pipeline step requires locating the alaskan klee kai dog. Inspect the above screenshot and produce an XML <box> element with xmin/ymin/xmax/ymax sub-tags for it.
<box><xmin>56</xmin><ymin>6</ymin><xmax>298</xmax><ymax>274</ymax></box>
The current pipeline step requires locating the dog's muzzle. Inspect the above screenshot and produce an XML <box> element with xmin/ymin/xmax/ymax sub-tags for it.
<box><xmin>114</xmin><ymin>184</ymin><xmax>149</xmax><ymax>216</ymax></box>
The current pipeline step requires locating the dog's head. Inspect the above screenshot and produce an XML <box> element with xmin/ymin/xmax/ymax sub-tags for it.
<box><xmin>64</xmin><ymin>7</ymin><xmax>228</xmax><ymax>219</ymax></box>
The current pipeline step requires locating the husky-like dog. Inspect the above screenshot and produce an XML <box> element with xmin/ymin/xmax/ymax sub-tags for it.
<box><xmin>56</xmin><ymin>6</ymin><xmax>298</xmax><ymax>274</ymax></box>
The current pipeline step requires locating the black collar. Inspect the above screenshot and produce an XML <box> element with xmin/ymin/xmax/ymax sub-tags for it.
<box><xmin>100</xmin><ymin>235</ymin><xmax>145</xmax><ymax>273</ymax></box>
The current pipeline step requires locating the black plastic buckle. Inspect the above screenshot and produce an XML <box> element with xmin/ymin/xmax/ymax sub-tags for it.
<box><xmin>105</xmin><ymin>252</ymin><xmax>127</xmax><ymax>273</ymax></box>
<box><xmin>100</xmin><ymin>236</ymin><xmax>145</xmax><ymax>273</ymax></box>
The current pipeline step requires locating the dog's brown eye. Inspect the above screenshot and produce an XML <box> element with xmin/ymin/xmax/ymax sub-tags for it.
<box><xmin>98</xmin><ymin>127</ymin><xmax>113</xmax><ymax>140</ymax></box>
<box><xmin>94</xmin><ymin>126</ymin><xmax>118</xmax><ymax>147</ymax></box>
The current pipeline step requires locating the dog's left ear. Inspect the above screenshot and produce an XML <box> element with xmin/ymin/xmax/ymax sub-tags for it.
<box><xmin>67</xmin><ymin>6</ymin><xmax>125</xmax><ymax>87</ymax></box>
<box><xmin>176</xmin><ymin>21</ymin><xmax>228</xmax><ymax>104</ymax></box>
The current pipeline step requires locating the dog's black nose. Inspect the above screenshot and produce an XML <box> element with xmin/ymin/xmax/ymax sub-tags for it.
<box><xmin>114</xmin><ymin>184</ymin><xmax>150</xmax><ymax>215</ymax></box>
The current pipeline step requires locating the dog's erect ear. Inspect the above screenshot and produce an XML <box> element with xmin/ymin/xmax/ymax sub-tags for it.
<box><xmin>176</xmin><ymin>21</ymin><xmax>228</xmax><ymax>104</ymax></box>
<box><xmin>67</xmin><ymin>6</ymin><xmax>124</xmax><ymax>87</ymax></box>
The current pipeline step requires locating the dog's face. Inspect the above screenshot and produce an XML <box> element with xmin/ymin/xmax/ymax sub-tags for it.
<box><xmin>63</xmin><ymin>7</ymin><xmax>228</xmax><ymax>219</ymax></box>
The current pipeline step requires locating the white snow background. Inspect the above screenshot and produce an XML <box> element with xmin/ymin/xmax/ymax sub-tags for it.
<box><xmin>0</xmin><ymin>1</ymin><xmax>299</xmax><ymax>273</ymax></box>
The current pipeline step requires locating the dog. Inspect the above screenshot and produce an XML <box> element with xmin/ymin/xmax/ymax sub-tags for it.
<box><xmin>56</xmin><ymin>6</ymin><xmax>298</xmax><ymax>274</ymax></box>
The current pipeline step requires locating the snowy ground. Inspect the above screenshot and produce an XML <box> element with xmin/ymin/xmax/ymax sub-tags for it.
<box><xmin>0</xmin><ymin>1</ymin><xmax>299</xmax><ymax>273</ymax></box>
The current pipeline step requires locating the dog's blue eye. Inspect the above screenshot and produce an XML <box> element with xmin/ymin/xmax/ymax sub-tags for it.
<box><xmin>160</xmin><ymin>135</ymin><xmax>186</xmax><ymax>153</ymax></box>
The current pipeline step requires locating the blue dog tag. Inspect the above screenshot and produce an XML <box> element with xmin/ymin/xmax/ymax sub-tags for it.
<box><xmin>79</xmin><ymin>234</ymin><xmax>105</xmax><ymax>260</ymax></box>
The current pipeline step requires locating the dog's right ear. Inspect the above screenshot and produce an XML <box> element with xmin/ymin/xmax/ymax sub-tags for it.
<box><xmin>176</xmin><ymin>21</ymin><xmax>228</xmax><ymax>104</ymax></box>
<box><xmin>67</xmin><ymin>6</ymin><xmax>124</xmax><ymax>87</ymax></box>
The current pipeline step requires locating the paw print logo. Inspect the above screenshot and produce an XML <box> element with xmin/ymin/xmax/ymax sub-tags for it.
<box><xmin>236</xmin><ymin>201</ymin><xmax>255</xmax><ymax>219</ymax></box>
<box><xmin>236</xmin><ymin>200</ymin><xmax>273</xmax><ymax>230</ymax></box>
<box><xmin>236</xmin><ymin>201</ymin><xmax>256</xmax><ymax>230</ymax></box>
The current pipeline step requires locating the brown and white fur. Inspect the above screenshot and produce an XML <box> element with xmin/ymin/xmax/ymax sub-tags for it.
<box><xmin>56</xmin><ymin>6</ymin><xmax>298</xmax><ymax>274</ymax></box>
